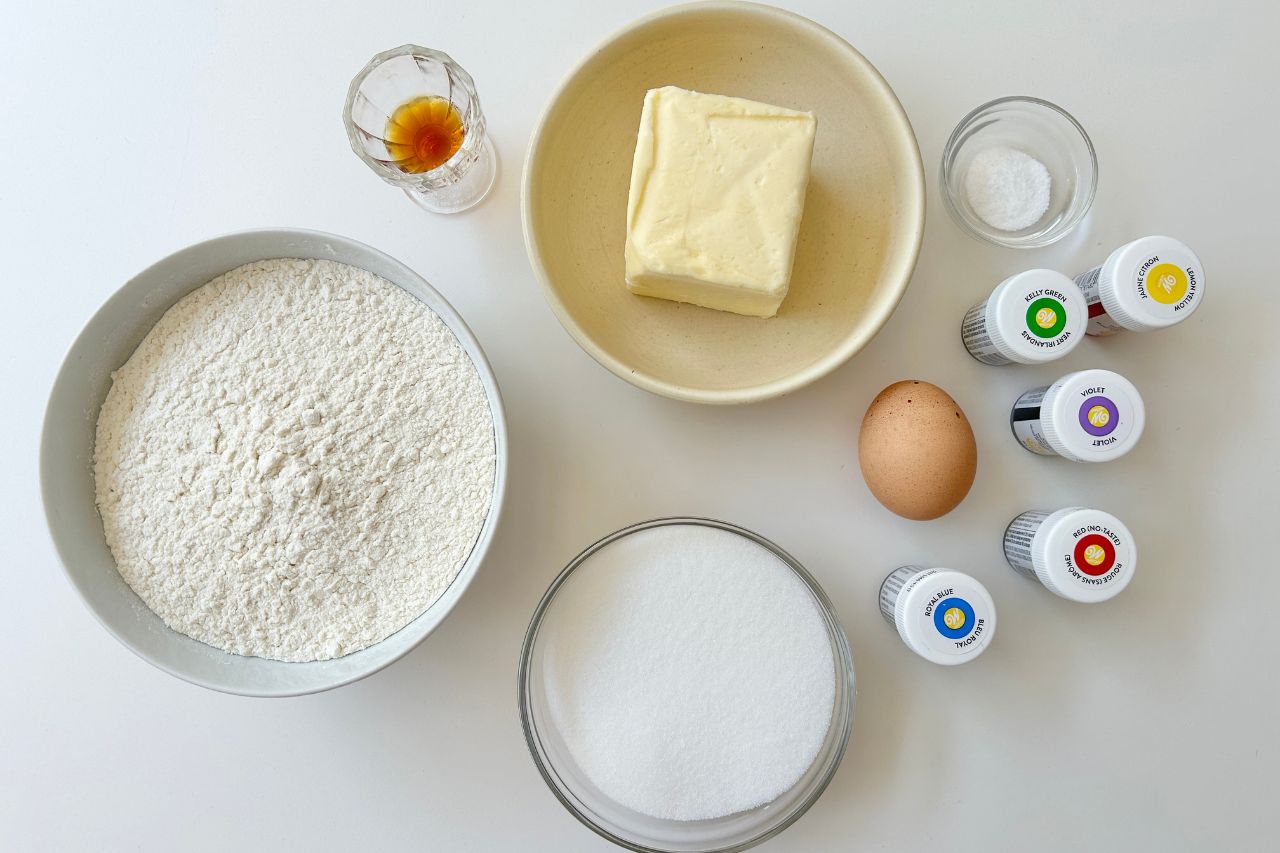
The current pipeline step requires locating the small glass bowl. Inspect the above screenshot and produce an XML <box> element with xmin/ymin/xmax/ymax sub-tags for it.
<box><xmin>517</xmin><ymin>517</ymin><xmax>855</xmax><ymax>853</ymax></box>
<box><xmin>941</xmin><ymin>96</ymin><xmax>1097</xmax><ymax>248</ymax></box>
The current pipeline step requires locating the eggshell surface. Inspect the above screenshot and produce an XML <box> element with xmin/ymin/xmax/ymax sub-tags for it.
<box><xmin>859</xmin><ymin>380</ymin><xmax>977</xmax><ymax>520</ymax></box>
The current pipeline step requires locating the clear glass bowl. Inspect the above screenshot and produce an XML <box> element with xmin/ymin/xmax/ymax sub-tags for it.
<box><xmin>941</xmin><ymin>96</ymin><xmax>1097</xmax><ymax>248</ymax></box>
<box><xmin>517</xmin><ymin>517</ymin><xmax>855</xmax><ymax>853</ymax></box>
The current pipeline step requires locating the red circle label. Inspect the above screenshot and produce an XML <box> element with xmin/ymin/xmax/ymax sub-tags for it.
<box><xmin>1073</xmin><ymin>534</ymin><xmax>1116</xmax><ymax>576</ymax></box>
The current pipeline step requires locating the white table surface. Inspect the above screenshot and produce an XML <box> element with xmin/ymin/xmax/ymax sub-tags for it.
<box><xmin>4</xmin><ymin>1</ymin><xmax>1277</xmax><ymax>849</ymax></box>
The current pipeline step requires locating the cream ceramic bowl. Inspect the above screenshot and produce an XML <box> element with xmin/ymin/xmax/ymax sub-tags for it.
<box><xmin>40</xmin><ymin>229</ymin><xmax>508</xmax><ymax>697</ymax></box>
<box><xmin>523</xmin><ymin>0</ymin><xmax>925</xmax><ymax>404</ymax></box>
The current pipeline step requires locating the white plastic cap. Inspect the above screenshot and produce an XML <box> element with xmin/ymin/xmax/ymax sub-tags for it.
<box><xmin>893</xmin><ymin>569</ymin><xmax>996</xmax><ymax>665</ymax></box>
<box><xmin>1099</xmin><ymin>236</ymin><xmax>1204</xmax><ymax>331</ymax></box>
<box><xmin>1041</xmin><ymin>369</ymin><xmax>1145</xmax><ymax>462</ymax></box>
<box><xmin>1028</xmin><ymin>508</ymin><xmax>1137</xmax><ymax>602</ymax></box>
<box><xmin>984</xmin><ymin>269</ymin><xmax>1088</xmax><ymax>364</ymax></box>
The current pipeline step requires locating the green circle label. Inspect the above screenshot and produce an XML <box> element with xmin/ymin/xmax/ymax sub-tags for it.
<box><xmin>1026</xmin><ymin>297</ymin><xmax>1067</xmax><ymax>339</ymax></box>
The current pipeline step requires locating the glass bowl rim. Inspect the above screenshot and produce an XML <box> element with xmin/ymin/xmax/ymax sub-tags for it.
<box><xmin>940</xmin><ymin>94</ymin><xmax>1098</xmax><ymax>249</ymax></box>
<box><xmin>516</xmin><ymin>516</ymin><xmax>855</xmax><ymax>853</ymax></box>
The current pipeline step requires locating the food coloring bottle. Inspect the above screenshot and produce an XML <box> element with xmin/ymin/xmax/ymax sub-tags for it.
<box><xmin>1003</xmin><ymin>508</ymin><xmax>1136</xmax><ymax>602</ymax></box>
<box><xmin>1073</xmin><ymin>236</ymin><xmax>1204</xmax><ymax>335</ymax></box>
<box><xmin>1010</xmin><ymin>368</ymin><xmax>1144</xmax><ymax>462</ymax></box>
<box><xmin>961</xmin><ymin>269</ymin><xmax>1087</xmax><ymax>364</ymax></box>
<box><xmin>878</xmin><ymin>566</ymin><xmax>996</xmax><ymax>665</ymax></box>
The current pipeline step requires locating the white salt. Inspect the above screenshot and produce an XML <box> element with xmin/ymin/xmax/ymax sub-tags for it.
<box><xmin>964</xmin><ymin>146</ymin><xmax>1052</xmax><ymax>232</ymax></box>
<box><xmin>540</xmin><ymin>524</ymin><xmax>836</xmax><ymax>821</ymax></box>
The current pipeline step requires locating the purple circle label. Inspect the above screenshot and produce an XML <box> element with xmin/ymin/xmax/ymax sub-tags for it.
<box><xmin>1079</xmin><ymin>396</ymin><xmax>1119</xmax><ymax>436</ymax></box>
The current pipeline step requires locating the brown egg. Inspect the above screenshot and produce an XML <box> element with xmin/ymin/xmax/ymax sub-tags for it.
<box><xmin>858</xmin><ymin>380</ymin><xmax>977</xmax><ymax>521</ymax></box>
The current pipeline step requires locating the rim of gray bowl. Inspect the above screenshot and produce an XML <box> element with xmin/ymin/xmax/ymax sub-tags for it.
<box><xmin>40</xmin><ymin>227</ymin><xmax>508</xmax><ymax>697</ymax></box>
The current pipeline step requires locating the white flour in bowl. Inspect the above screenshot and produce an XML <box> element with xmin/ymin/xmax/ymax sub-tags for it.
<box><xmin>93</xmin><ymin>259</ymin><xmax>496</xmax><ymax>662</ymax></box>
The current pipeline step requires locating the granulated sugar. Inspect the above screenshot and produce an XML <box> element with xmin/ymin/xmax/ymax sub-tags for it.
<box><xmin>540</xmin><ymin>524</ymin><xmax>835</xmax><ymax>821</ymax></box>
<box><xmin>964</xmin><ymin>145</ymin><xmax>1052</xmax><ymax>231</ymax></box>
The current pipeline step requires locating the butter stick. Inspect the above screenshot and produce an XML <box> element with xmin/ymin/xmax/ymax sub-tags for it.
<box><xmin>624</xmin><ymin>86</ymin><xmax>816</xmax><ymax>318</ymax></box>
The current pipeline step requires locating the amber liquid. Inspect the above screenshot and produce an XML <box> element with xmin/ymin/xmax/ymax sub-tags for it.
<box><xmin>384</xmin><ymin>96</ymin><xmax>466</xmax><ymax>173</ymax></box>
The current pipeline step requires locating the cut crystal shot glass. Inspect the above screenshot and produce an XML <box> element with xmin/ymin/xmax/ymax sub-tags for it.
<box><xmin>344</xmin><ymin>45</ymin><xmax>497</xmax><ymax>214</ymax></box>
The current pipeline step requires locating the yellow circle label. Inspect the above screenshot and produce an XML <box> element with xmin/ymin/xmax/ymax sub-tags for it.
<box><xmin>1083</xmin><ymin>544</ymin><xmax>1107</xmax><ymax>566</ymax></box>
<box><xmin>1145</xmin><ymin>262</ymin><xmax>1188</xmax><ymax>305</ymax></box>
<box><xmin>1035</xmin><ymin>307</ymin><xmax>1058</xmax><ymax>329</ymax></box>
<box><xmin>1087</xmin><ymin>405</ymin><xmax>1111</xmax><ymax>429</ymax></box>
<box><xmin>943</xmin><ymin>607</ymin><xmax>966</xmax><ymax>630</ymax></box>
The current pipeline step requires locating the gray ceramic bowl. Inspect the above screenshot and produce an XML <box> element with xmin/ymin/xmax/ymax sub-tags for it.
<box><xmin>40</xmin><ymin>228</ymin><xmax>508</xmax><ymax>697</ymax></box>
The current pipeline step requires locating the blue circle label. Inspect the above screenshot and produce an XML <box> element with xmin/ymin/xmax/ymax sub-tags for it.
<box><xmin>933</xmin><ymin>597</ymin><xmax>976</xmax><ymax>640</ymax></box>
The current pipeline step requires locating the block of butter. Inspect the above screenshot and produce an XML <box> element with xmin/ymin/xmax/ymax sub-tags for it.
<box><xmin>624</xmin><ymin>86</ymin><xmax>817</xmax><ymax>318</ymax></box>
